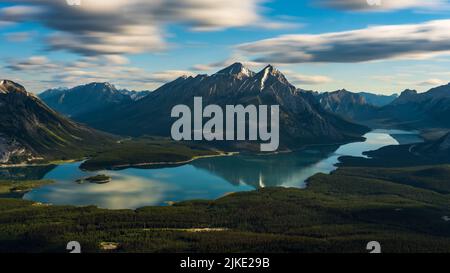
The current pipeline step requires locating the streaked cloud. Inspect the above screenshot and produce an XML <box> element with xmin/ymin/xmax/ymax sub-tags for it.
<box><xmin>5</xmin><ymin>55</ymin><xmax>193</xmax><ymax>91</ymax></box>
<box><xmin>148</xmin><ymin>70</ymin><xmax>195</xmax><ymax>82</ymax></box>
<box><xmin>315</xmin><ymin>0</ymin><xmax>450</xmax><ymax>11</ymax></box>
<box><xmin>283</xmin><ymin>71</ymin><xmax>332</xmax><ymax>85</ymax></box>
<box><xmin>417</xmin><ymin>78</ymin><xmax>446</xmax><ymax>86</ymax></box>
<box><xmin>0</xmin><ymin>0</ymin><xmax>291</xmax><ymax>56</ymax></box>
<box><xmin>0</xmin><ymin>20</ymin><xmax>15</xmax><ymax>27</ymax></box>
<box><xmin>7</xmin><ymin>56</ymin><xmax>57</xmax><ymax>71</ymax></box>
<box><xmin>102</xmin><ymin>55</ymin><xmax>130</xmax><ymax>65</ymax></box>
<box><xmin>4</xmin><ymin>31</ymin><xmax>33</xmax><ymax>42</ymax></box>
<box><xmin>238</xmin><ymin>20</ymin><xmax>450</xmax><ymax>64</ymax></box>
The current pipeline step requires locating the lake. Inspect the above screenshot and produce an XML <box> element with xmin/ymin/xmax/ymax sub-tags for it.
<box><xmin>1</xmin><ymin>130</ymin><xmax>422</xmax><ymax>209</ymax></box>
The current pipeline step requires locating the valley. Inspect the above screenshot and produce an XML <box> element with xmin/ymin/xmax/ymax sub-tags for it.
<box><xmin>12</xmin><ymin>130</ymin><xmax>405</xmax><ymax>209</ymax></box>
<box><xmin>1</xmin><ymin>63</ymin><xmax>450</xmax><ymax>253</ymax></box>
<box><xmin>1</xmin><ymin>164</ymin><xmax>450</xmax><ymax>253</ymax></box>
<box><xmin>2</xmin><ymin>0</ymin><xmax>450</xmax><ymax>258</ymax></box>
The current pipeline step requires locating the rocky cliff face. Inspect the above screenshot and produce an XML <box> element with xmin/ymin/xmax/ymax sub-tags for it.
<box><xmin>0</xmin><ymin>80</ymin><xmax>113</xmax><ymax>164</ymax></box>
<box><xmin>0</xmin><ymin>135</ymin><xmax>29</xmax><ymax>163</ymax></box>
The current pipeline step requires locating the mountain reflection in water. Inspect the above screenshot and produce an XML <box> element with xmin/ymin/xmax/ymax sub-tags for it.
<box><xmin>0</xmin><ymin>130</ymin><xmax>421</xmax><ymax>209</ymax></box>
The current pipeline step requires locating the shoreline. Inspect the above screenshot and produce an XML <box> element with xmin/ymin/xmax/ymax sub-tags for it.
<box><xmin>1</xmin><ymin>131</ymin><xmax>400</xmax><ymax>171</ymax></box>
<box><xmin>0</xmin><ymin>139</ymin><xmax>355</xmax><ymax>171</ymax></box>
<box><xmin>0</xmin><ymin>137</ymin><xmax>368</xmax><ymax>170</ymax></box>
<box><xmin>0</xmin><ymin>159</ymin><xmax>80</xmax><ymax>169</ymax></box>
<box><xmin>99</xmin><ymin>151</ymin><xmax>240</xmax><ymax>170</ymax></box>
<box><xmin>2</xmin><ymin>130</ymin><xmax>422</xmax><ymax>211</ymax></box>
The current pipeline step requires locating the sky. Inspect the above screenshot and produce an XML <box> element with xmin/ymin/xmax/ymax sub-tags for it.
<box><xmin>1</xmin><ymin>0</ymin><xmax>450</xmax><ymax>95</ymax></box>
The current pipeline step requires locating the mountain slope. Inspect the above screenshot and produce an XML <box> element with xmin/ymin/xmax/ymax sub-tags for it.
<box><xmin>413</xmin><ymin>132</ymin><xmax>450</xmax><ymax>160</ymax></box>
<box><xmin>0</xmin><ymin>80</ymin><xmax>114</xmax><ymax>164</ymax></box>
<box><xmin>77</xmin><ymin>63</ymin><xmax>368</xmax><ymax>150</ymax></box>
<box><xmin>39</xmin><ymin>82</ymin><xmax>150</xmax><ymax>118</ymax></box>
<box><xmin>372</xmin><ymin>83</ymin><xmax>450</xmax><ymax>129</ymax></box>
<box><xmin>318</xmin><ymin>89</ymin><xmax>378</xmax><ymax>121</ymax></box>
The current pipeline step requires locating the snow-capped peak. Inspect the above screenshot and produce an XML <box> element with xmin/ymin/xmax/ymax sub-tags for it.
<box><xmin>255</xmin><ymin>65</ymin><xmax>288</xmax><ymax>91</ymax></box>
<box><xmin>215</xmin><ymin>62</ymin><xmax>255</xmax><ymax>79</ymax></box>
<box><xmin>0</xmin><ymin>80</ymin><xmax>27</xmax><ymax>94</ymax></box>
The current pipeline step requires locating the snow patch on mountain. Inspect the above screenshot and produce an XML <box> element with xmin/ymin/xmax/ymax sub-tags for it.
<box><xmin>260</xmin><ymin>67</ymin><xmax>270</xmax><ymax>90</ymax></box>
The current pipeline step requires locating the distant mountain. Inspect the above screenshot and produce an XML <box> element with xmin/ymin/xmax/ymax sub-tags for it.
<box><xmin>390</xmin><ymin>89</ymin><xmax>420</xmax><ymax>105</ymax></box>
<box><xmin>317</xmin><ymin>89</ymin><xmax>377</xmax><ymax>121</ymax></box>
<box><xmin>373</xmin><ymin>83</ymin><xmax>450</xmax><ymax>129</ymax></box>
<box><xmin>39</xmin><ymin>82</ymin><xmax>150</xmax><ymax>118</ymax></box>
<box><xmin>359</xmin><ymin>92</ymin><xmax>398</xmax><ymax>107</ymax></box>
<box><xmin>77</xmin><ymin>63</ymin><xmax>368</xmax><ymax>151</ymax></box>
<box><xmin>0</xmin><ymin>80</ymin><xmax>113</xmax><ymax>164</ymax></box>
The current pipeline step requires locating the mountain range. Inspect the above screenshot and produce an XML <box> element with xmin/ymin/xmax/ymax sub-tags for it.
<box><xmin>371</xmin><ymin>84</ymin><xmax>450</xmax><ymax>129</ymax></box>
<box><xmin>39</xmin><ymin>82</ymin><xmax>150</xmax><ymax>118</ymax></box>
<box><xmin>75</xmin><ymin>63</ymin><xmax>369</xmax><ymax>150</ymax></box>
<box><xmin>315</xmin><ymin>84</ymin><xmax>450</xmax><ymax>131</ymax></box>
<box><xmin>317</xmin><ymin>89</ymin><xmax>378</xmax><ymax>121</ymax></box>
<box><xmin>3</xmin><ymin>62</ymin><xmax>449</xmax><ymax>162</ymax></box>
<box><xmin>0</xmin><ymin>80</ymin><xmax>113</xmax><ymax>164</ymax></box>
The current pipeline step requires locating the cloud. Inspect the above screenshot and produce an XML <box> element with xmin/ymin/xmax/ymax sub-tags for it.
<box><xmin>4</xmin><ymin>31</ymin><xmax>33</xmax><ymax>42</ymax></box>
<box><xmin>5</xmin><ymin>55</ymin><xmax>193</xmax><ymax>91</ymax></box>
<box><xmin>238</xmin><ymin>19</ymin><xmax>450</xmax><ymax>64</ymax></box>
<box><xmin>0</xmin><ymin>5</ymin><xmax>44</xmax><ymax>18</ymax></box>
<box><xmin>148</xmin><ymin>70</ymin><xmax>195</xmax><ymax>83</ymax></box>
<box><xmin>417</xmin><ymin>78</ymin><xmax>446</xmax><ymax>86</ymax></box>
<box><xmin>315</xmin><ymin>0</ymin><xmax>450</xmax><ymax>11</ymax></box>
<box><xmin>0</xmin><ymin>21</ymin><xmax>14</xmax><ymax>27</ymax></box>
<box><xmin>283</xmin><ymin>71</ymin><xmax>332</xmax><ymax>85</ymax></box>
<box><xmin>0</xmin><ymin>0</ymin><xmax>289</xmax><ymax>56</ymax></box>
<box><xmin>102</xmin><ymin>55</ymin><xmax>129</xmax><ymax>65</ymax></box>
<box><xmin>7</xmin><ymin>56</ymin><xmax>58</xmax><ymax>71</ymax></box>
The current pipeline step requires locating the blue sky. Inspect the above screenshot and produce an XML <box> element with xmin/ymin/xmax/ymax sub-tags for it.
<box><xmin>1</xmin><ymin>0</ymin><xmax>450</xmax><ymax>94</ymax></box>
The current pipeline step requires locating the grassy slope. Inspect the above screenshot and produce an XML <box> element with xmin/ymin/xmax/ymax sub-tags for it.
<box><xmin>80</xmin><ymin>137</ymin><xmax>221</xmax><ymax>171</ymax></box>
<box><xmin>0</xmin><ymin>165</ymin><xmax>449</xmax><ymax>253</ymax></box>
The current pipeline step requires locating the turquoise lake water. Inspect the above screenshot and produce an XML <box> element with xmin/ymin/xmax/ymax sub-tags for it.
<box><xmin>15</xmin><ymin>130</ymin><xmax>422</xmax><ymax>209</ymax></box>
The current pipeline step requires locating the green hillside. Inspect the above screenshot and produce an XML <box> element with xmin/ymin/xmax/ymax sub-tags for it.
<box><xmin>1</xmin><ymin>165</ymin><xmax>449</xmax><ymax>253</ymax></box>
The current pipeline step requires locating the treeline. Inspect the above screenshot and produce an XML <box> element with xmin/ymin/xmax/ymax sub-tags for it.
<box><xmin>1</xmin><ymin>165</ymin><xmax>450</xmax><ymax>253</ymax></box>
